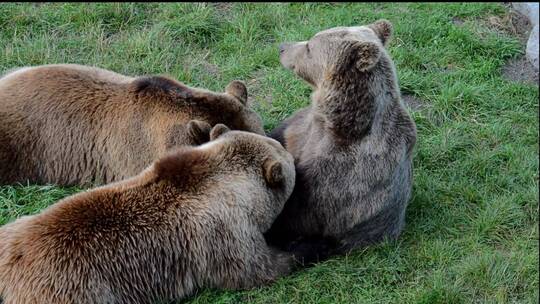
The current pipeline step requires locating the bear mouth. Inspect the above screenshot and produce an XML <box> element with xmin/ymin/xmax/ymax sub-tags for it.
<box><xmin>279</xmin><ymin>56</ymin><xmax>294</xmax><ymax>70</ymax></box>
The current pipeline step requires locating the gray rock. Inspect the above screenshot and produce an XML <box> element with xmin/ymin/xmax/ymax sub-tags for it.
<box><xmin>527</xmin><ymin>24</ymin><xmax>539</xmax><ymax>71</ymax></box>
<box><xmin>512</xmin><ymin>2</ymin><xmax>539</xmax><ymax>71</ymax></box>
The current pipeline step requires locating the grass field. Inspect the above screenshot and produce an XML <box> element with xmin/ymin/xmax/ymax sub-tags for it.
<box><xmin>0</xmin><ymin>3</ymin><xmax>538</xmax><ymax>303</ymax></box>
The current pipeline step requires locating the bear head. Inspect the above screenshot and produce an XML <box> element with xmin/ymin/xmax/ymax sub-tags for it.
<box><xmin>278</xmin><ymin>19</ymin><xmax>393</xmax><ymax>88</ymax></box>
<box><xmin>154</xmin><ymin>124</ymin><xmax>295</xmax><ymax>232</ymax></box>
<box><xmin>132</xmin><ymin>77</ymin><xmax>266</xmax><ymax>136</ymax></box>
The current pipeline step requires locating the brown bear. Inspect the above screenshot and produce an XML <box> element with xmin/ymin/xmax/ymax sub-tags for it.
<box><xmin>0</xmin><ymin>64</ymin><xmax>265</xmax><ymax>186</ymax></box>
<box><xmin>265</xmin><ymin>20</ymin><xmax>417</xmax><ymax>260</ymax></box>
<box><xmin>0</xmin><ymin>125</ymin><xmax>295</xmax><ymax>304</ymax></box>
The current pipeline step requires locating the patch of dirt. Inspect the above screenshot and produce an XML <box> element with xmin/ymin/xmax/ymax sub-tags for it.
<box><xmin>495</xmin><ymin>4</ymin><xmax>539</xmax><ymax>85</ymax></box>
<box><xmin>452</xmin><ymin>17</ymin><xmax>465</xmax><ymax>26</ymax></box>
<box><xmin>486</xmin><ymin>9</ymin><xmax>532</xmax><ymax>44</ymax></box>
<box><xmin>200</xmin><ymin>61</ymin><xmax>220</xmax><ymax>76</ymax></box>
<box><xmin>457</xmin><ymin>4</ymin><xmax>539</xmax><ymax>85</ymax></box>
<box><xmin>185</xmin><ymin>50</ymin><xmax>221</xmax><ymax>78</ymax></box>
<box><xmin>452</xmin><ymin>6</ymin><xmax>531</xmax><ymax>44</ymax></box>
<box><xmin>210</xmin><ymin>2</ymin><xmax>233</xmax><ymax>10</ymax></box>
<box><xmin>402</xmin><ymin>94</ymin><xmax>428</xmax><ymax>111</ymax></box>
<box><xmin>209</xmin><ymin>2</ymin><xmax>234</xmax><ymax>17</ymax></box>
<box><xmin>502</xmin><ymin>56</ymin><xmax>539</xmax><ymax>85</ymax></box>
<box><xmin>246</xmin><ymin>69</ymin><xmax>273</xmax><ymax>107</ymax></box>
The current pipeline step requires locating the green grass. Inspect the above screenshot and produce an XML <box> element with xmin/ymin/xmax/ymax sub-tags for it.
<box><xmin>0</xmin><ymin>3</ymin><xmax>538</xmax><ymax>303</ymax></box>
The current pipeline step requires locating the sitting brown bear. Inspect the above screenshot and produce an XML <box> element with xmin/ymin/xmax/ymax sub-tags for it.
<box><xmin>0</xmin><ymin>64</ymin><xmax>264</xmax><ymax>186</ymax></box>
<box><xmin>265</xmin><ymin>20</ymin><xmax>417</xmax><ymax>260</ymax></box>
<box><xmin>0</xmin><ymin>125</ymin><xmax>295</xmax><ymax>304</ymax></box>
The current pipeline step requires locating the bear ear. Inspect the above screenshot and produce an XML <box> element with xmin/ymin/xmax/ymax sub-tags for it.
<box><xmin>209</xmin><ymin>123</ymin><xmax>231</xmax><ymax>140</ymax></box>
<box><xmin>341</xmin><ymin>40</ymin><xmax>381</xmax><ymax>72</ymax></box>
<box><xmin>154</xmin><ymin>147</ymin><xmax>208</xmax><ymax>181</ymax></box>
<box><xmin>225</xmin><ymin>80</ymin><xmax>248</xmax><ymax>106</ymax></box>
<box><xmin>262</xmin><ymin>158</ymin><xmax>284</xmax><ymax>187</ymax></box>
<box><xmin>367</xmin><ymin>19</ymin><xmax>393</xmax><ymax>46</ymax></box>
<box><xmin>187</xmin><ymin>120</ymin><xmax>211</xmax><ymax>145</ymax></box>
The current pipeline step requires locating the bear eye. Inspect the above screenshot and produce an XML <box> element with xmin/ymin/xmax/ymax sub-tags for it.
<box><xmin>306</xmin><ymin>43</ymin><xmax>311</xmax><ymax>55</ymax></box>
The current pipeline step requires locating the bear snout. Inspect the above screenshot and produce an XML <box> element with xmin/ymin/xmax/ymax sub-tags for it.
<box><xmin>278</xmin><ymin>43</ymin><xmax>296</xmax><ymax>70</ymax></box>
<box><xmin>279</xmin><ymin>43</ymin><xmax>292</xmax><ymax>55</ymax></box>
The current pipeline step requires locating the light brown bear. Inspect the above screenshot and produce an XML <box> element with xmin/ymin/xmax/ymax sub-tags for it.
<box><xmin>0</xmin><ymin>64</ymin><xmax>265</xmax><ymax>186</ymax></box>
<box><xmin>265</xmin><ymin>20</ymin><xmax>417</xmax><ymax>260</ymax></box>
<box><xmin>0</xmin><ymin>125</ymin><xmax>295</xmax><ymax>304</ymax></box>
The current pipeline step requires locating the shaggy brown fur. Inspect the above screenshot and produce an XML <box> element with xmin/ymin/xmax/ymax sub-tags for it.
<box><xmin>0</xmin><ymin>125</ymin><xmax>295</xmax><ymax>304</ymax></box>
<box><xmin>0</xmin><ymin>64</ymin><xmax>265</xmax><ymax>186</ymax></box>
<box><xmin>265</xmin><ymin>20</ymin><xmax>417</xmax><ymax>260</ymax></box>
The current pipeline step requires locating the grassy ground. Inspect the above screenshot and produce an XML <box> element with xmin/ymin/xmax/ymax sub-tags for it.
<box><xmin>0</xmin><ymin>3</ymin><xmax>538</xmax><ymax>303</ymax></box>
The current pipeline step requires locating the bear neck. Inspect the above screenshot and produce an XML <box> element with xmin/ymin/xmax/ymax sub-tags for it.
<box><xmin>316</xmin><ymin>60</ymin><xmax>399</xmax><ymax>141</ymax></box>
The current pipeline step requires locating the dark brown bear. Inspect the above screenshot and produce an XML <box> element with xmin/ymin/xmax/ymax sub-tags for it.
<box><xmin>265</xmin><ymin>20</ymin><xmax>417</xmax><ymax>260</ymax></box>
<box><xmin>0</xmin><ymin>125</ymin><xmax>295</xmax><ymax>304</ymax></box>
<box><xmin>0</xmin><ymin>64</ymin><xmax>264</xmax><ymax>186</ymax></box>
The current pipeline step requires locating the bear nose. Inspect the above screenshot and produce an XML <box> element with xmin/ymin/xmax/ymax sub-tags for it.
<box><xmin>279</xmin><ymin>43</ymin><xmax>288</xmax><ymax>54</ymax></box>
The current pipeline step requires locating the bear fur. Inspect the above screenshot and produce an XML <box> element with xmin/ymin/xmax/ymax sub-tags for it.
<box><xmin>0</xmin><ymin>125</ymin><xmax>295</xmax><ymax>304</ymax></box>
<box><xmin>265</xmin><ymin>20</ymin><xmax>417</xmax><ymax>259</ymax></box>
<box><xmin>0</xmin><ymin>64</ymin><xmax>265</xmax><ymax>186</ymax></box>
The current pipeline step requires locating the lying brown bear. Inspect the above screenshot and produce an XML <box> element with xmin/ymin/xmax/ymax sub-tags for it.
<box><xmin>0</xmin><ymin>125</ymin><xmax>295</xmax><ymax>304</ymax></box>
<box><xmin>265</xmin><ymin>20</ymin><xmax>417</xmax><ymax>260</ymax></box>
<box><xmin>0</xmin><ymin>64</ymin><xmax>264</xmax><ymax>186</ymax></box>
